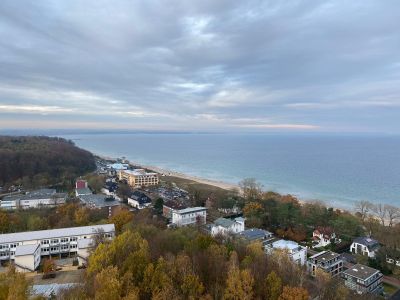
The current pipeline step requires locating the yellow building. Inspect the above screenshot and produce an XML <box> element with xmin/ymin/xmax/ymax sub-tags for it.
<box><xmin>118</xmin><ymin>169</ymin><xmax>159</xmax><ymax>187</ymax></box>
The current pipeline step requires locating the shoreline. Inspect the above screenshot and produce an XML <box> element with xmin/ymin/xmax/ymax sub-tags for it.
<box><xmin>96</xmin><ymin>154</ymin><xmax>352</xmax><ymax>212</ymax></box>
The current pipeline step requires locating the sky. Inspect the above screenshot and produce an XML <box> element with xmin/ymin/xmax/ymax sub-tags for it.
<box><xmin>0</xmin><ymin>1</ymin><xmax>399</xmax><ymax>133</ymax></box>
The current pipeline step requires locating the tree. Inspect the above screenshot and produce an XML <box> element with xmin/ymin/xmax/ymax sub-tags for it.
<box><xmin>42</xmin><ymin>258</ymin><xmax>56</xmax><ymax>275</ymax></box>
<box><xmin>385</xmin><ymin>204</ymin><xmax>400</xmax><ymax>227</ymax></box>
<box><xmin>94</xmin><ymin>266</ymin><xmax>122</xmax><ymax>300</ymax></box>
<box><xmin>0</xmin><ymin>266</ymin><xmax>31</xmax><ymax>300</ymax></box>
<box><xmin>239</xmin><ymin>178</ymin><xmax>262</xmax><ymax>200</ymax></box>
<box><xmin>264</xmin><ymin>271</ymin><xmax>282</xmax><ymax>300</ymax></box>
<box><xmin>0</xmin><ymin>210</ymin><xmax>10</xmax><ymax>233</ymax></box>
<box><xmin>87</xmin><ymin>175</ymin><xmax>105</xmax><ymax>193</ymax></box>
<box><xmin>154</xmin><ymin>198</ymin><xmax>164</xmax><ymax>215</ymax></box>
<box><xmin>223</xmin><ymin>252</ymin><xmax>254</xmax><ymax>300</ymax></box>
<box><xmin>372</xmin><ymin>204</ymin><xmax>387</xmax><ymax>226</ymax></box>
<box><xmin>354</xmin><ymin>200</ymin><xmax>373</xmax><ymax>223</ymax></box>
<box><xmin>74</xmin><ymin>207</ymin><xmax>89</xmax><ymax>226</ymax></box>
<box><xmin>109</xmin><ymin>209</ymin><xmax>133</xmax><ymax>234</ymax></box>
<box><xmin>278</xmin><ymin>286</ymin><xmax>308</xmax><ymax>300</ymax></box>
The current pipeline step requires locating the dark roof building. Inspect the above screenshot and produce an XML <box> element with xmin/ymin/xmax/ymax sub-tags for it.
<box><xmin>128</xmin><ymin>191</ymin><xmax>152</xmax><ymax>209</ymax></box>
<box><xmin>342</xmin><ymin>264</ymin><xmax>383</xmax><ymax>295</ymax></box>
<box><xmin>236</xmin><ymin>228</ymin><xmax>273</xmax><ymax>242</ymax></box>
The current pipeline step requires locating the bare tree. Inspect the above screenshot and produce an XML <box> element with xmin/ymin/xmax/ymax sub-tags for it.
<box><xmin>239</xmin><ymin>178</ymin><xmax>263</xmax><ymax>201</ymax></box>
<box><xmin>354</xmin><ymin>200</ymin><xmax>373</xmax><ymax>223</ymax></box>
<box><xmin>385</xmin><ymin>204</ymin><xmax>400</xmax><ymax>227</ymax></box>
<box><xmin>372</xmin><ymin>203</ymin><xmax>387</xmax><ymax>226</ymax></box>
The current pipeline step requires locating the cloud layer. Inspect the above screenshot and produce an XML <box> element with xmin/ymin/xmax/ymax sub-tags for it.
<box><xmin>0</xmin><ymin>1</ymin><xmax>399</xmax><ymax>132</ymax></box>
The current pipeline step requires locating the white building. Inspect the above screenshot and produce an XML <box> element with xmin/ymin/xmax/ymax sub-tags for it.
<box><xmin>312</xmin><ymin>227</ymin><xmax>336</xmax><ymax>248</ymax></box>
<box><xmin>0</xmin><ymin>224</ymin><xmax>115</xmax><ymax>272</ymax></box>
<box><xmin>77</xmin><ymin>238</ymin><xmax>93</xmax><ymax>267</ymax></box>
<box><xmin>15</xmin><ymin>244</ymin><xmax>41</xmax><ymax>272</ymax></box>
<box><xmin>342</xmin><ymin>264</ymin><xmax>383</xmax><ymax>295</ymax></box>
<box><xmin>265</xmin><ymin>240</ymin><xmax>307</xmax><ymax>265</ymax></box>
<box><xmin>210</xmin><ymin>217</ymin><xmax>245</xmax><ymax>236</ymax></box>
<box><xmin>127</xmin><ymin>191</ymin><xmax>152</xmax><ymax>210</ymax></box>
<box><xmin>307</xmin><ymin>251</ymin><xmax>343</xmax><ymax>277</ymax></box>
<box><xmin>0</xmin><ymin>189</ymin><xmax>67</xmax><ymax>210</ymax></box>
<box><xmin>350</xmin><ymin>237</ymin><xmax>380</xmax><ymax>258</ymax></box>
<box><xmin>171</xmin><ymin>207</ymin><xmax>207</xmax><ymax>226</ymax></box>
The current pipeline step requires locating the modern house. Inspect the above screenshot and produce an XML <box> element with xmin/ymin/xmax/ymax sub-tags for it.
<box><xmin>236</xmin><ymin>228</ymin><xmax>274</xmax><ymax>243</ymax></box>
<box><xmin>350</xmin><ymin>237</ymin><xmax>380</xmax><ymax>258</ymax></box>
<box><xmin>209</xmin><ymin>217</ymin><xmax>245</xmax><ymax>236</ymax></box>
<box><xmin>118</xmin><ymin>169</ymin><xmax>159</xmax><ymax>187</ymax></box>
<box><xmin>307</xmin><ymin>251</ymin><xmax>343</xmax><ymax>277</ymax></box>
<box><xmin>0</xmin><ymin>189</ymin><xmax>67</xmax><ymax>210</ymax></box>
<box><xmin>265</xmin><ymin>239</ymin><xmax>307</xmax><ymax>265</ymax></box>
<box><xmin>171</xmin><ymin>207</ymin><xmax>207</xmax><ymax>226</ymax></box>
<box><xmin>342</xmin><ymin>264</ymin><xmax>383</xmax><ymax>295</ymax></box>
<box><xmin>128</xmin><ymin>191</ymin><xmax>152</xmax><ymax>209</ymax></box>
<box><xmin>0</xmin><ymin>224</ymin><xmax>115</xmax><ymax>272</ymax></box>
<box><xmin>162</xmin><ymin>200</ymin><xmax>188</xmax><ymax>219</ymax></box>
<box><xmin>312</xmin><ymin>226</ymin><xmax>337</xmax><ymax>248</ymax></box>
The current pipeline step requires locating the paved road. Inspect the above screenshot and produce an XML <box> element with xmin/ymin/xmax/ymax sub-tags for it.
<box><xmin>384</xmin><ymin>276</ymin><xmax>400</xmax><ymax>288</ymax></box>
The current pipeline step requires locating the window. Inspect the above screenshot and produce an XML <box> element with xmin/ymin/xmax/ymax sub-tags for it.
<box><xmin>71</xmin><ymin>244</ymin><xmax>77</xmax><ymax>249</ymax></box>
<box><xmin>51</xmin><ymin>239</ymin><xmax>59</xmax><ymax>244</ymax></box>
<box><xmin>61</xmin><ymin>238</ymin><xmax>69</xmax><ymax>243</ymax></box>
<box><xmin>70</xmin><ymin>237</ymin><xmax>77</xmax><ymax>242</ymax></box>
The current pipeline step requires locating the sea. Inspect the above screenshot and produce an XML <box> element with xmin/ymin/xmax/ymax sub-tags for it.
<box><xmin>60</xmin><ymin>133</ymin><xmax>400</xmax><ymax>210</ymax></box>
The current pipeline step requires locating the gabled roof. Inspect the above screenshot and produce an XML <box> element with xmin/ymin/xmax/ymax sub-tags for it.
<box><xmin>314</xmin><ymin>226</ymin><xmax>335</xmax><ymax>236</ymax></box>
<box><xmin>214</xmin><ymin>218</ymin><xmax>235</xmax><ymax>228</ymax></box>
<box><xmin>353</xmin><ymin>237</ymin><xmax>380</xmax><ymax>251</ymax></box>
<box><xmin>130</xmin><ymin>191</ymin><xmax>151</xmax><ymax>204</ymax></box>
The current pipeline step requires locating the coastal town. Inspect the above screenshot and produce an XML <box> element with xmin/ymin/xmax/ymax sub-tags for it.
<box><xmin>1</xmin><ymin>153</ymin><xmax>400</xmax><ymax>299</ymax></box>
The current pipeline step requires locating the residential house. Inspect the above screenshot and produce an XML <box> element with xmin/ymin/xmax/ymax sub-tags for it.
<box><xmin>162</xmin><ymin>200</ymin><xmax>188</xmax><ymax>219</ymax></box>
<box><xmin>171</xmin><ymin>207</ymin><xmax>207</xmax><ymax>226</ymax></box>
<box><xmin>265</xmin><ymin>239</ymin><xmax>307</xmax><ymax>265</ymax></box>
<box><xmin>307</xmin><ymin>251</ymin><xmax>343</xmax><ymax>277</ymax></box>
<box><xmin>342</xmin><ymin>264</ymin><xmax>383</xmax><ymax>295</ymax></box>
<box><xmin>209</xmin><ymin>217</ymin><xmax>245</xmax><ymax>236</ymax></box>
<box><xmin>312</xmin><ymin>226</ymin><xmax>337</xmax><ymax>248</ymax></box>
<box><xmin>0</xmin><ymin>224</ymin><xmax>115</xmax><ymax>272</ymax></box>
<box><xmin>350</xmin><ymin>237</ymin><xmax>380</xmax><ymax>258</ymax></box>
<box><xmin>128</xmin><ymin>191</ymin><xmax>152</xmax><ymax>209</ymax></box>
<box><xmin>101</xmin><ymin>181</ymin><xmax>121</xmax><ymax>201</ymax></box>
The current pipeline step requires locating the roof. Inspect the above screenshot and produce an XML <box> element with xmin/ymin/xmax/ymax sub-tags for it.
<box><xmin>237</xmin><ymin>228</ymin><xmax>273</xmax><ymax>241</ymax></box>
<box><xmin>314</xmin><ymin>226</ymin><xmax>335</xmax><ymax>236</ymax></box>
<box><xmin>121</xmin><ymin>169</ymin><xmax>157</xmax><ymax>176</ymax></box>
<box><xmin>80</xmin><ymin>194</ymin><xmax>119</xmax><ymax>208</ymax></box>
<box><xmin>214</xmin><ymin>218</ymin><xmax>235</xmax><ymax>228</ymax></box>
<box><xmin>163</xmin><ymin>200</ymin><xmax>188</xmax><ymax>210</ymax></box>
<box><xmin>109</xmin><ymin>163</ymin><xmax>129</xmax><ymax>170</ymax></box>
<box><xmin>343</xmin><ymin>263</ymin><xmax>381</xmax><ymax>280</ymax></box>
<box><xmin>130</xmin><ymin>191</ymin><xmax>152</xmax><ymax>204</ymax></box>
<box><xmin>0</xmin><ymin>224</ymin><xmax>115</xmax><ymax>244</ymax></box>
<box><xmin>173</xmin><ymin>207</ymin><xmax>207</xmax><ymax>214</ymax></box>
<box><xmin>353</xmin><ymin>237</ymin><xmax>380</xmax><ymax>251</ymax></box>
<box><xmin>76</xmin><ymin>188</ymin><xmax>92</xmax><ymax>195</ymax></box>
<box><xmin>32</xmin><ymin>283</ymin><xmax>78</xmax><ymax>298</ymax></box>
<box><xmin>3</xmin><ymin>189</ymin><xmax>58</xmax><ymax>201</ymax></box>
<box><xmin>15</xmin><ymin>244</ymin><xmax>40</xmax><ymax>256</ymax></box>
<box><xmin>77</xmin><ymin>238</ymin><xmax>94</xmax><ymax>249</ymax></box>
<box><xmin>310</xmin><ymin>251</ymin><xmax>341</xmax><ymax>263</ymax></box>
<box><xmin>272</xmin><ymin>240</ymin><xmax>301</xmax><ymax>251</ymax></box>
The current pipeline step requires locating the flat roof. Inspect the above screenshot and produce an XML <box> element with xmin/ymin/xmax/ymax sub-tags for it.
<box><xmin>0</xmin><ymin>224</ymin><xmax>115</xmax><ymax>244</ymax></box>
<box><xmin>173</xmin><ymin>207</ymin><xmax>207</xmax><ymax>214</ymax></box>
<box><xmin>272</xmin><ymin>239</ymin><xmax>300</xmax><ymax>250</ymax></box>
<box><xmin>122</xmin><ymin>169</ymin><xmax>158</xmax><ymax>176</ymax></box>
<box><xmin>80</xmin><ymin>194</ymin><xmax>119</xmax><ymax>208</ymax></box>
<box><xmin>310</xmin><ymin>250</ymin><xmax>341</xmax><ymax>263</ymax></box>
<box><xmin>343</xmin><ymin>263</ymin><xmax>380</xmax><ymax>280</ymax></box>
<box><xmin>15</xmin><ymin>244</ymin><xmax>40</xmax><ymax>256</ymax></box>
<box><xmin>237</xmin><ymin>228</ymin><xmax>273</xmax><ymax>240</ymax></box>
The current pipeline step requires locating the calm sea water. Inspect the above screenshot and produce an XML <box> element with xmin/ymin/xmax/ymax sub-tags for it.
<box><xmin>61</xmin><ymin>133</ymin><xmax>400</xmax><ymax>210</ymax></box>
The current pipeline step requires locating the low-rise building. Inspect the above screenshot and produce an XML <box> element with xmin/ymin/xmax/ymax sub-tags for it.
<box><xmin>236</xmin><ymin>228</ymin><xmax>274</xmax><ymax>243</ymax></box>
<box><xmin>118</xmin><ymin>169</ymin><xmax>159</xmax><ymax>187</ymax></box>
<box><xmin>77</xmin><ymin>238</ymin><xmax>93</xmax><ymax>267</ymax></box>
<box><xmin>265</xmin><ymin>239</ymin><xmax>307</xmax><ymax>265</ymax></box>
<box><xmin>75</xmin><ymin>187</ymin><xmax>92</xmax><ymax>197</ymax></box>
<box><xmin>128</xmin><ymin>191</ymin><xmax>152</xmax><ymax>209</ymax></box>
<box><xmin>79</xmin><ymin>194</ymin><xmax>119</xmax><ymax>210</ymax></box>
<box><xmin>0</xmin><ymin>189</ymin><xmax>67</xmax><ymax>210</ymax></box>
<box><xmin>163</xmin><ymin>200</ymin><xmax>188</xmax><ymax>219</ymax></box>
<box><xmin>209</xmin><ymin>217</ymin><xmax>245</xmax><ymax>236</ymax></box>
<box><xmin>307</xmin><ymin>251</ymin><xmax>343</xmax><ymax>277</ymax></box>
<box><xmin>0</xmin><ymin>224</ymin><xmax>115</xmax><ymax>272</ymax></box>
<box><xmin>350</xmin><ymin>237</ymin><xmax>380</xmax><ymax>258</ymax></box>
<box><xmin>171</xmin><ymin>207</ymin><xmax>207</xmax><ymax>226</ymax></box>
<box><xmin>101</xmin><ymin>182</ymin><xmax>121</xmax><ymax>201</ymax></box>
<box><xmin>342</xmin><ymin>264</ymin><xmax>383</xmax><ymax>295</ymax></box>
<box><xmin>312</xmin><ymin>226</ymin><xmax>336</xmax><ymax>248</ymax></box>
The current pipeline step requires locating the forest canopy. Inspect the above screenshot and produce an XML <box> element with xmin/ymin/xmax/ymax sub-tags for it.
<box><xmin>0</xmin><ymin>136</ymin><xmax>96</xmax><ymax>189</ymax></box>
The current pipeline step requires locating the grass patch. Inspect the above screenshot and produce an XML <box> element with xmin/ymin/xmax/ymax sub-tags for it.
<box><xmin>383</xmin><ymin>282</ymin><xmax>398</xmax><ymax>295</ymax></box>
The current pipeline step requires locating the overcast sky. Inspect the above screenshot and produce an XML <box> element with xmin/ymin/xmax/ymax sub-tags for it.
<box><xmin>0</xmin><ymin>1</ymin><xmax>399</xmax><ymax>133</ymax></box>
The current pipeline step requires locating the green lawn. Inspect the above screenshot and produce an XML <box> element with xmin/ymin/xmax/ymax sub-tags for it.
<box><xmin>383</xmin><ymin>282</ymin><xmax>398</xmax><ymax>296</ymax></box>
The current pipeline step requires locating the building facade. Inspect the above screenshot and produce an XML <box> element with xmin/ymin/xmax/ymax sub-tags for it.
<box><xmin>0</xmin><ymin>189</ymin><xmax>67</xmax><ymax>210</ymax></box>
<box><xmin>307</xmin><ymin>251</ymin><xmax>343</xmax><ymax>277</ymax></box>
<box><xmin>342</xmin><ymin>264</ymin><xmax>383</xmax><ymax>295</ymax></box>
<box><xmin>171</xmin><ymin>207</ymin><xmax>207</xmax><ymax>226</ymax></box>
<box><xmin>0</xmin><ymin>224</ymin><xmax>115</xmax><ymax>272</ymax></box>
<box><xmin>118</xmin><ymin>169</ymin><xmax>159</xmax><ymax>187</ymax></box>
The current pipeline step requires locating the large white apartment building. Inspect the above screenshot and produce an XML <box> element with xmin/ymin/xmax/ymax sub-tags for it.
<box><xmin>118</xmin><ymin>169</ymin><xmax>159</xmax><ymax>187</ymax></box>
<box><xmin>0</xmin><ymin>224</ymin><xmax>115</xmax><ymax>272</ymax></box>
<box><xmin>171</xmin><ymin>207</ymin><xmax>207</xmax><ymax>226</ymax></box>
<box><xmin>0</xmin><ymin>189</ymin><xmax>67</xmax><ymax>210</ymax></box>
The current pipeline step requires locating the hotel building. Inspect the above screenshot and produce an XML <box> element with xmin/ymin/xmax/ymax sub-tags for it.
<box><xmin>118</xmin><ymin>169</ymin><xmax>159</xmax><ymax>187</ymax></box>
